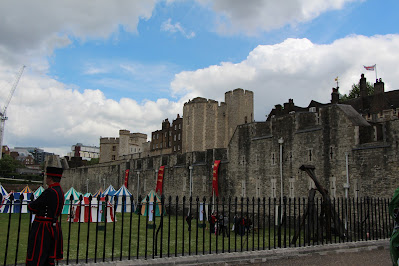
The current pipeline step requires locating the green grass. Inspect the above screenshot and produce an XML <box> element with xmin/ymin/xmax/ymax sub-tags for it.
<box><xmin>0</xmin><ymin>212</ymin><xmax>303</xmax><ymax>265</ymax></box>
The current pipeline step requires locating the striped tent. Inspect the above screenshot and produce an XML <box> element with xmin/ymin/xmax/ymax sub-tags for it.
<box><xmin>68</xmin><ymin>196</ymin><xmax>115</xmax><ymax>223</ymax></box>
<box><xmin>20</xmin><ymin>185</ymin><xmax>33</xmax><ymax>194</ymax></box>
<box><xmin>34</xmin><ymin>186</ymin><xmax>44</xmax><ymax>198</ymax></box>
<box><xmin>0</xmin><ymin>184</ymin><xmax>8</xmax><ymax>197</ymax></box>
<box><xmin>114</xmin><ymin>185</ymin><xmax>134</xmax><ymax>213</ymax></box>
<box><xmin>103</xmin><ymin>185</ymin><xmax>116</xmax><ymax>196</ymax></box>
<box><xmin>62</xmin><ymin>187</ymin><xmax>81</xmax><ymax>214</ymax></box>
<box><xmin>2</xmin><ymin>192</ymin><xmax>33</xmax><ymax>213</ymax></box>
<box><xmin>139</xmin><ymin>190</ymin><xmax>166</xmax><ymax>220</ymax></box>
<box><xmin>103</xmin><ymin>185</ymin><xmax>117</xmax><ymax>205</ymax></box>
<box><xmin>83</xmin><ymin>192</ymin><xmax>92</xmax><ymax>197</ymax></box>
<box><xmin>93</xmin><ymin>188</ymin><xmax>103</xmax><ymax>198</ymax></box>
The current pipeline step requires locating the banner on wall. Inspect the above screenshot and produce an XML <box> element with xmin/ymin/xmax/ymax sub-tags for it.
<box><xmin>155</xmin><ymin>166</ymin><xmax>165</xmax><ymax>195</ymax></box>
<box><xmin>124</xmin><ymin>169</ymin><xmax>130</xmax><ymax>187</ymax></box>
<box><xmin>212</xmin><ymin>160</ymin><xmax>221</xmax><ymax>197</ymax></box>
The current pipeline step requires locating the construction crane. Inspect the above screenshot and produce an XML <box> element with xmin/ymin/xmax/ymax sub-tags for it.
<box><xmin>0</xmin><ymin>65</ymin><xmax>25</xmax><ymax>160</ymax></box>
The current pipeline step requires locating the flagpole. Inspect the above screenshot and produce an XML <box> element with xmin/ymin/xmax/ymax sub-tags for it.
<box><xmin>375</xmin><ymin>64</ymin><xmax>378</xmax><ymax>81</ymax></box>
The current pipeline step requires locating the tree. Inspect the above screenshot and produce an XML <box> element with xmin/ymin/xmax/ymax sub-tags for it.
<box><xmin>86</xmin><ymin>158</ymin><xmax>99</xmax><ymax>165</ymax></box>
<box><xmin>341</xmin><ymin>81</ymin><xmax>374</xmax><ymax>101</ymax></box>
<box><xmin>0</xmin><ymin>154</ymin><xmax>24</xmax><ymax>176</ymax></box>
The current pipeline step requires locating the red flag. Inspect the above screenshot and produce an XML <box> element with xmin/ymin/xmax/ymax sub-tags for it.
<box><xmin>124</xmin><ymin>169</ymin><xmax>129</xmax><ymax>187</ymax></box>
<box><xmin>363</xmin><ymin>65</ymin><xmax>375</xmax><ymax>71</ymax></box>
<box><xmin>212</xmin><ymin>160</ymin><xmax>221</xmax><ymax>197</ymax></box>
<box><xmin>155</xmin><ymin>166</ymin><xmax>165</xmax><ymax>195</ymax></box>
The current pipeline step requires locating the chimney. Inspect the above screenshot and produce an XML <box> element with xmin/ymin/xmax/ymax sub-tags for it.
<box><xmin>275</xmin><ymin>104</ymin><xmax>282</xmax><ymax>115</ymax></box>
<box><xmin>374</xmin><ymin>78</ymin><xmax>385</xmax><ymax>94</ymax></box>
<box><xmin>331</xmin><ymin>87</ymin><xmax>339</xmax><ymax>104</ymax></box>
<box><xmin>360</xmin><ymin>74</ymin><xmax>367</xmax><ymax>98</ymax></box>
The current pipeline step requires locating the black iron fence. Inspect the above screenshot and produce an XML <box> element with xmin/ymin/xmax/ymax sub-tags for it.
<box><xmin>0</xmin><ymin>193</ymin><xmax>394</xmax><ymax>265</ymax></box>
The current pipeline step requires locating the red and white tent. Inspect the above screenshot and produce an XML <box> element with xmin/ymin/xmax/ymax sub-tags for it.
<box><xmin>68</xmin><ymin>196</ymin><xmax>115</xmax><ymax>223</ymax></box>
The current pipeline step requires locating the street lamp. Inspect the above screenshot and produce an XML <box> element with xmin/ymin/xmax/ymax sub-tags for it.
<box><xmin>189</xmin><ymin>165</ymin><xmax>193</xmax><ymax>197</ymax></box>
<box><xmin>278</xmin><ymin>137</ymin><xmax>284</xmax><ymax>223</ymax></box>
<box><xmin>136</xmin><ymin>170</ymin><xmax>140</xmax><ymax>201</ymax></box>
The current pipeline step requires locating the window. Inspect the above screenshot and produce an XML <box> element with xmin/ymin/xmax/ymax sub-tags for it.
<box><xmin>169</xmin><ymin>131</ymin><xmax>172</xmax><ymax>136</ymax></box>
<box><xmin>308</xmin><ymin>149</ymin><xmax>312</xmax><ymax>162</ymax></box>
<box><xmin>157</xmin><ymin>134</ymin><xmax>159</xmax><ymax>139</ymax></box>
<box><xmin>271</xmin><ymin>153</ymin><xmax>276</xmax><ymax>165</ymax></box>
<box><xmin>289</xmin><ymin>178</ymin><xmax>295</xmax><ymax>198</ymax></box>
<box><xmin>174</xmin><ymin>146</ymin><xmax>176</xmax><ymax>151</ymax></box>
<box><xmin>174</xmin><ymin>135</ymin><xmax>176</xmax><ymax>141</ymax></box>
<box><xmin>178</xmin><ymin>145</ymin><xmax>180</xmax><ymax>150</ymax></box>
<box><xmin>174</xmin><ymin>125</ymin><xmax>177</xmax><ymax>130</ymax></box>
<box><xmin>241</xmin><ymin>180</ymin><xmax>246</xmax><ymax>198</ymax></box>
<box><xmin>271</xmin><ymin>179</ymin><xmax>276</xmax><ymax>198</ymax></box>
<box><xmin>256</xmin><ymin>179</ymin><xmax>261</xmax><ymax>198</ymax></box>
<box><xmin>160</xmin><ymin>143</ymin><xmax>162</xmax><ymax>148</ymax></box>
<box><xmin>112</xmin><ymin>155</ymin><xmax>116</xmax><ymax>160</ymax></box>
<box><xmin>112</xmin><ymin>146</ymin><xmax>116</xmax><ymax>151</ymax></box>
<box><xmin>308</xmin><ymin>177</ymin><xmax>316</xmax><ymax>190</ymax></box>
<box><xmin>354</xmin><ymin>179</ymin><xmax>360</xmax><ymax>198</ymax></box>
<box><xmin>330</xmin><ymin>176</ymin><xmax>336</xmax><ymax>198</ymax></box>
<box><xmin>179</xmin><ymin>124</ymin><xmax>181</xmax><ymax>129</ymax></box>
<box><xmin>156</xmin><ymin>144</ymin><xmax>158</xmax><ymax>149</ymax></box>
<box><xmin>165</xmin><ymin>132</ymin><xmax>167</xmax><ymax>138</ymax></box>
<box><xmin>330</xmin><ymin>147</ymin><xmax>334</xmax><ymax>160</ymax></box>
<box><xmin>178</xmin><ymin>134</ymin><xmax>180</xmax><ymax>140</ymax></box>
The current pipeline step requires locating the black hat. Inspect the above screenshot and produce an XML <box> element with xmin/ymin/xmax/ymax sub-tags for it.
<box><xmin>46</xmin><ymin>166</ymin><xmax>63</xmax><ymax>178</ymax></box>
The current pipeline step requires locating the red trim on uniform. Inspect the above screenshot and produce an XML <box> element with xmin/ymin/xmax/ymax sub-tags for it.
<box><xmin>48</xmin><ymin>183</ymin><xmax>60</xmax><ymax>188</ymax></box>
<box><xmin>28</xmin><ymin>204</ymin><xmax>38</xmax><ymax>213</ymax></box>
<box><xmin>47</xmin><ymin>173</ymin><xmax>62</xmax><ymax>177</ymax></box>
<box><xmin>26</xmin><ymin>222</ymin><xmax>41</xmax><ymax>261</ymax></box>
<box><xmin>37</xmin><ymin>223</ymin><xmax>45</xmax><ymax>266</ymax></box>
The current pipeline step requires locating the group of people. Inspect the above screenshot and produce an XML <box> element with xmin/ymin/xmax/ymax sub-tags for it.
<box><xmin>233</xmin><ymin>215</ymin><xmax>252</xmax><ymax>236</ymax></box>
<box><xmin>209</xmin><ymin>212</ymin><xmax>230</xmax><ymax>237</ymax></box>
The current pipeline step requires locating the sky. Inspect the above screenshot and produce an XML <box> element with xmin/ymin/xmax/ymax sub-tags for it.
<box><xmin>0</xmin><ymin>0</ymin><xmax>398</xmax><ymax>156</ymax></box>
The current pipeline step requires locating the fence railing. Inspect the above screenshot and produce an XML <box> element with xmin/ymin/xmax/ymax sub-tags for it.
<box><xmin>0</xmin><ymin>193</ymin><xmax>393</xmax><ymax>265</ymax></box>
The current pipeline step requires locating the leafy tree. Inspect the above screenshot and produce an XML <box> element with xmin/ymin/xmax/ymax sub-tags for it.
<box><xmin>0</xmin><ymin>154</ymin><xmax>24</xmax><ymax>175</ymax></box>
<box><xmin>341</xmin><ymin>81</ymin><xmax>374</xmax><ymax>101</ymax></box>
<box><xmin>86</xmin><ymin>158</ymin><xmax>100</xmax><ymax>165</ymax></box>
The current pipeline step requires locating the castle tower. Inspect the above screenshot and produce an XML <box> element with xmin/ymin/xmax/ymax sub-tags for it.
<box><xmin>225</xmin><ymin>88</ymin><xmax>254</xmax><ymax>141</ymax></box>
<box><xmin>182</xmin><ymin>89</ymin><xmax>253</xmax><ymax>153</ymax></box>
<box><xmin>119</xmin><ymin>130</ymin><xmax>131</xmax><ymax>157</ymax></box>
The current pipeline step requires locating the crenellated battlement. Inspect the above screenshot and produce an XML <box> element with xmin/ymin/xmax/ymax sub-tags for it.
<box><xmin>100</xmin><ymin>137</ymin><xmax>119</xmax><ymax>144</ymax></box>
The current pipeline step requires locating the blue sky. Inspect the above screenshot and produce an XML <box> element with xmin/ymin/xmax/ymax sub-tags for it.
<box><xmin>0</xmin><ymin>0</ymin><xmax>398</xmax><ymax>156</ymax></box>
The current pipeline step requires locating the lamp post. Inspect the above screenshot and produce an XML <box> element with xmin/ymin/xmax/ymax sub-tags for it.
<box><xmin>278</xmin><ymin>137</ymin><xmax>284</xmax><ymax>222</ymax></box>
<box><xmin>136</xmin><ymin>170</ymin><xmax>140</xmax><ymax>201</ymax></box>
<box><xmin>189</xmin><ymin>165</ymin><xmax>193</xmax><ymax>197</ymax></box>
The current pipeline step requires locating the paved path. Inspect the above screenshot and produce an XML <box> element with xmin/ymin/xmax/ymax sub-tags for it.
<box><xmin>68</xmin><ymin>239</ymin><xmax>391</xmax><ymax>266</ymax></box>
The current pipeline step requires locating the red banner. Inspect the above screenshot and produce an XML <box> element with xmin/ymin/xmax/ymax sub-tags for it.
<box><xmin>155</xmin><ymin>166</ymin><xmax>165</xmax><ymax>195</ymax></box>
<box><xmin>212</xmin><ymin>160</ymin><xmax>221</xmax><ymax>197</ymax></box>
<box><xmin>124</xmin><ymin>169</ymin><xmax>129</xmax><ymax>187</ymax></box>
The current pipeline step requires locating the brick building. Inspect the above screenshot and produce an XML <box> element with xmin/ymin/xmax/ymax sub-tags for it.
<box><xmin>151</xmin><ymin>114</ymin><xmax>183</xmax><ymax>154</ymax></box>
<box><xmin>99</xmin><ymin>130</ymin><xmax>147</xmax><ymax>163</ymax></box>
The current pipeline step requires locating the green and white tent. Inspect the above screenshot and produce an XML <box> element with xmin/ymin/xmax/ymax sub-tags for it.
<box><xmin>138</xmin><ymin>190</ymin><xmax>166</xmax><ymax>220</ymax></box>
<box><xmin>62</xmin><ymin>187</ymin><xmax>81</xmax><ymax>214</ymax></box>
<box><xmin>34</xmin><ymin>186</ymin><xmax>44</xmax><ymax>198</ymax></box>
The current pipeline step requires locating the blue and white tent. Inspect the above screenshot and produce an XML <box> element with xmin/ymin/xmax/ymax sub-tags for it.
<box><xmin>62</xmin><ymin>187</ymin><xmax>81</xmax><ymax>214</ymax></box>
<box><xmin>0</xmin><ymin>184</ymin><xmax>8</xmax><ymax>197</ymax></box>
<box><xmin>114</xmin><ymin>185</ymin><xmax>134</xmax><ymax>213</ymax></box>
<box><xmin>103</xmin><ymin>185</ymin><xmax>116</xmax><ymax>196</ymax></box>
<box><xmin>1</xmin><ymin>192</ymin><xmax>33</xmax><ymax>213</ymax></box>
<box><xmin>34</xmin><ymin>186</ymin><xmax>45</xmax><ymax>198</ymax></box>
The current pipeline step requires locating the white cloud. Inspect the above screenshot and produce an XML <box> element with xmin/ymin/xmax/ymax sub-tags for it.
<box><xmin>171</xmin><ymin>34</ymin><xmax>399</xmax><ymax>120</ymax></box>
<box><xmin>161</xmin><ymin>18</ymin><xmax>196</xmax><ymax>39</ymax></box>
<box><xmin>196</xmin><ymin>0</ymin><xmax>360</xmax><ymax>35</ymax></box>
<box><xmin>0</xmin><ymin>0</ymin><xmax>157</xmax><ymax>71</ymax></box>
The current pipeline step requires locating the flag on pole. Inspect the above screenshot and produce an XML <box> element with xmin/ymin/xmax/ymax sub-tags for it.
<box><xmin>212</xmin><ymin>160</ymin><xmax>221</xmax><ymax>197</ymax></box>
<box><xmin>364</xmin><ymin>65</ymin><xmax>376</xmax><ymax>71</ymax></box>
<box><xmin>124</xmin><ymin>169</ymin><xmax>129</xmax><ymax>187</ymax></box>
<box><xmin>155</xmin><ymin>166</ymin><xmax>165</xmax><ymax>195</ymax></box>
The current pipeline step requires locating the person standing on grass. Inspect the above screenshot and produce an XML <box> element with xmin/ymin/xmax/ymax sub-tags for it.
<box><xmin>26</xmin><ymin>166</ymin><xmax>64</xmax><ymax>266</ymax></box>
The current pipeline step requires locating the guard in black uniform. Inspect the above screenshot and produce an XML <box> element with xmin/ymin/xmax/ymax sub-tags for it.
<box><xmin>26</xmin><ymin>166</ymin><xmax>64</xmax><ymax>266</ymax></box>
